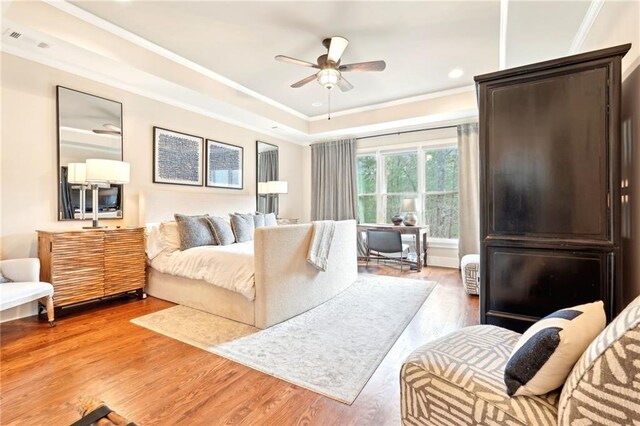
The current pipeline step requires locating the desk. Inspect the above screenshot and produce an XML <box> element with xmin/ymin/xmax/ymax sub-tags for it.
<box><xmin>357</xmin><ymin>224</ymin><xmax>429</xmax><ymax>271</ymax></box>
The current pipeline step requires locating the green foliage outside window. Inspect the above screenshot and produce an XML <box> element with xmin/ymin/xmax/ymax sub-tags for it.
<box><xmin>424</xmin><ymin>148</ymin><xmax>458</xmax><ymax>239</ymax></box>
<box><xmin>356</xmin><ymin>146</ymin><xmax>459</xmax><ymax>239</ymax></box>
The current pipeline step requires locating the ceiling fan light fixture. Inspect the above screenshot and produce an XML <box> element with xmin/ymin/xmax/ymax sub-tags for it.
<box><xmin>317</xmin><ymin>69</ymin><xmax>340</xmax><ymax>89</ymax></box>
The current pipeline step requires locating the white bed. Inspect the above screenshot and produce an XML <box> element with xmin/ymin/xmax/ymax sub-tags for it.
<box><xmin>141</xmin><ymin>189</ymin><xmax>358</xmax><ymax>329</ymax></box>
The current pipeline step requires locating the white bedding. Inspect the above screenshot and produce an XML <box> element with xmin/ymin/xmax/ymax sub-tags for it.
<box><xmin>150</xmin><ymin>241</ymin><xmax>255</xmax><ymax>300</ymax></box>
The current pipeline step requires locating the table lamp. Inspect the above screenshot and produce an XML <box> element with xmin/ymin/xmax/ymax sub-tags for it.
<box><xmin>265</xmin><ymin>180</ymin><xmax>288</xmax><ymax>218</ymax></box>
<box><xmin>67</xmin><ymin>162</ymin><xmax>88</xmax><ymax>220</ymax></box>
<box><xmin>84</xmin><ymin>159</ymin><xmax>130</xmax><ymax>229</ymax></box>
<box><xmin>402</xmin><ymin>198</ymin><xmax>418</xmax><ymax>226</ymax></box>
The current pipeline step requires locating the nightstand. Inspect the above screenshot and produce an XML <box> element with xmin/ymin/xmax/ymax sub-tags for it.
<box><xmin>276</xmin><ymin>218</ymin><xmax>299</xmax><ymax>225</ymax></box>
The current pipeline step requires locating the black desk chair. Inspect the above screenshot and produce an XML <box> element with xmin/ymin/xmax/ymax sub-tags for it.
<box><xmin>366</xmin><ymin>230</ymin><xmax>410</xmax><ymax>271</ymax></box>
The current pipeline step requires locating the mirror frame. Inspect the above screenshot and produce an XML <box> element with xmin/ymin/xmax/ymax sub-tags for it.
<box><xmin>56</xmin><ymin>85</ymin><xmax>124</xmax><ymax>221</ymax></box>
<box><xmin>255</xmin><ymin>140</ymin><xmax>279</xmax><ymax>213</ymax></box>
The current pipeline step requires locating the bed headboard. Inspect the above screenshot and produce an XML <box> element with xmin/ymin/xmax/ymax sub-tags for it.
<box><xmin>139</xmin><ymin>189</ymin><xmax>256</xmax><ymax>224</ymax></box>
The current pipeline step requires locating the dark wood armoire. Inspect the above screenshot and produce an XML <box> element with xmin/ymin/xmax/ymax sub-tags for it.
<box><xmin>475</xmin><ymin>44</ymin><xmax>631</xmax><ymax>332</ymax></box>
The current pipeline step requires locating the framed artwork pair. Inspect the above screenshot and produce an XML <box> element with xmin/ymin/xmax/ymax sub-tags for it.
<box><xmin>152</xmin><ymin>127</ymin><xmax>243</xmax><ymax>189</ymax></box>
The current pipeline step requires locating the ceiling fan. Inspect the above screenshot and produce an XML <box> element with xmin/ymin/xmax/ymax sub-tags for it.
<box><xmin>92</xmin><ymin>123</ymin><xmax>121</xmax><ymax>135</ymax></box>
<box><xmin>275</xmin><ymin>36</ymin><xmax>386</xmax><ymax>92</ymax></box>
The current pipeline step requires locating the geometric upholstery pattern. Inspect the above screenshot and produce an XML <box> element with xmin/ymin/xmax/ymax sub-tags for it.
<box><xmin>460</xmin><ymin>254</ymin><xmax>480</xmax><ymax>295</ymax></box>
<box><xmin>558</xmin><ymin>295</ymin><xmax>640</xmax><ymax>425</ymax></box>
<box><xmin>401</xmin><ymin>325</ymin><xmax>560</xmax><ymax>425</ymax></box>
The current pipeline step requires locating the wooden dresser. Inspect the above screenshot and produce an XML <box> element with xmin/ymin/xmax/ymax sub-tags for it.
<box><xmin>37</xmin><ymin>227</ymin><xmax>146</xmax><ymax>312</ymax></box>
<box><xmin>475</xmin><ymin>44</ymin><xmax>630</xmax><ymax>332</ymax></box>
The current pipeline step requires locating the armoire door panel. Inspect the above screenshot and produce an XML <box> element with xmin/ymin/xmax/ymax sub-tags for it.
<box><xmin>487</xmin><ymin>66</ymin><xmax>609</xmax><ymax>240</ymax></box>
<box><xmin>486</xmin><ymin>247</ymin><xmax>609</xmax><ymax>320</ymax></box>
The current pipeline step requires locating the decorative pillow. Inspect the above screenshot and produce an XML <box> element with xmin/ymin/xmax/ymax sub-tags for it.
<box><xmin>159</xmin><ymin>221</ymin><xmax>181</xmax><ymax>253</ymax></box>
<box><xmin>207</xmin><ymin>216</ymin><xmax>236</xmax><ymax>245</ymax></box>
<box><xmin>264</xmin><ymin>213</ymin><xmax>277</xmax><ymax>226</ymax></box>
<box><xmin>558</xmin><ymin>295</ymin><xmax>640</xmax><ymax>424</ymax></box>
<box><xmin>504</xmin><ymin>301</ymin><xmax>605</xmax><ymax>396</ymax></box>
<box><xmin>253</xmin><ymin>213</ymin><xmax>266</xmax><ymax>228</ymax></box>
<box><xmin>229</xmin><ymin>213</ymin><xmax>255</xmax><ymax>243</ymax></box>
<box><xmin>145</xmin><ymin>223</ymin><xmax>165</xmax><ymax>260</ymax></box>
<box><xmin>0</xmin><ymin>270</ymin><xmax>13</xmax><ymax>283</ymax></box>
<box><xmin>174</xmin><ymin>214</ymin><xmax>217</xmax><ymax>251</ymax></box>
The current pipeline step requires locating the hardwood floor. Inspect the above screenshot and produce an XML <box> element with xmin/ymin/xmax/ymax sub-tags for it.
<box><xmin>0</xmin><ymin>265</ymin><xmax>478</xmax><ymax>425</ymax></box>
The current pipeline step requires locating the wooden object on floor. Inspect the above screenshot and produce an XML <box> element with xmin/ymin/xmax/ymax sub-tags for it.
<box><xmin>357</xmin><ymin>223</ymin><xmax>429</xmax><ymax>271</ymax></box>
<box><xmin>475</xmin><ymin>44</ymin><xmax>630</xmax><ymax>332</ymax></box>
<box><xmin>37</xmin><ymin>227</ymin><xmax>145</xmax><ymax>311</ymax></box>
<box><xmin>0</xmin><ymin>266</ymin><xmax>475</xmax><ymax>425</ymax></box>
<box><xmin>74</xmin><ymin>397</ymin><xmax>135</xmax><ymax>426</ymax></box>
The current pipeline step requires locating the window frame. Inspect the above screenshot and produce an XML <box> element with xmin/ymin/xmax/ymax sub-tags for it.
<box><xmin>356</xmin><ymin>137</ymin><xmax>459</xmax><ymax>244</ymax></box>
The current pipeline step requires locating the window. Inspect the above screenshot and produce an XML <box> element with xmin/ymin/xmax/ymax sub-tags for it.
<box><xmin>424</xmin><ymin>147</ymin><xmax>459</xmax><ymax>239</ymax></box>
<box><xmin>383</xmin><ymin>152</ymin><xmax>417</xmax><ymax>222</ymax></box>
<box><xmin>356</xmin><ymin>155</ymin><xmax>377</xmax><ymax>224</ymax></box>
<box><xmin>356</xmin><ymin>140</ymin><xmax>459</xmax><ymax>240</ymax></box>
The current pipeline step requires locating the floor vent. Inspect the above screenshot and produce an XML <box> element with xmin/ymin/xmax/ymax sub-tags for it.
<box><xmin>9</xmin><ymin>31</ymin><xmax>22</xmax><ymax>39</ymax></box>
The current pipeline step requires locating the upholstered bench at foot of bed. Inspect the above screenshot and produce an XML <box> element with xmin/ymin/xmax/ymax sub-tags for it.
<box><xmin>400</xmin><ymin>325</ymin><xmax>560</xmax><ymax>426</ymax></box>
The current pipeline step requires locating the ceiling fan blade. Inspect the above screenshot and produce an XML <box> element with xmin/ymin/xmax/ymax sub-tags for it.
<box><xmin>327</xmin><ymin>36</ymin><xmax>349</xmax><ymax>63</ymax></box>
<box><xmin>275</xmin><ymin>55</ymin><xmax>319</xmax><ymax>68</ymax></box>
<box><xmin>103</xmin><ymin>123</ymin><xmax>121</xmax><ymax>132</ymax></box>
<box><xmin>291</xmin><ymin>74</ymin><xmax>318</xmax><ymax>88</ymax></box>
<box><xmin>336</xmin><ymin>77</ymin><xmax>354</xmax><ymax>92</ymax></box>
<box><xmin>339</xmin><ymin>60</ymin><xmax>386</xmax><ymax>72</ymax></box>
<box><xmin>92</xmin><ymin>130</ymin><xmax>121</xmax><ymax>135</ymax></box>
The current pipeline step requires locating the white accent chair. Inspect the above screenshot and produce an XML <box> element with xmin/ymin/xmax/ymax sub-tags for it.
<box><xmin>0</xmin><ymin>258</ymin><xmax>55</xmax><ymax>326</ymax></box>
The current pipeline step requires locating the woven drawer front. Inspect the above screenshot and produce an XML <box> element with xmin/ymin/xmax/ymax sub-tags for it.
<box><xmin>104</xmin><ymin>228</ymin><xmax>145</xmax><ymax>296</ymax></box>
<box><xmin>51</xmin><ymin>232</ymin><xmax>105</xmax><ymax>306</ymax></box>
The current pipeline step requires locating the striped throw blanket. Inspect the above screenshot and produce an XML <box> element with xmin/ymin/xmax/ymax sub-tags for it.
<box><xmin>306</xmin><ymin>220</ymin><xmax>336</xmax><ymax>271</ymax></box>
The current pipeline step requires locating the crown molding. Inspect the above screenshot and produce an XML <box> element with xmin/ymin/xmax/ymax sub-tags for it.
<box><xmin>43</xmin><ymin>0</ymin><xmax>310</xmax><ymax>121</ymax></box>
<box><xmin>307</xmin><ymin>85</ymin><xmax>476</xmax><ymax>121</ymax></box>
<box><xmin>569</xmin><ymin>0</ymin><xmax>605</xmax><ymax>54</ymax></box>
<box><xmin>499</xmin><ymin>0</ymin><xmax>509</xmax><ymax>69</ymax></box>
<box><xmin>1</xmin><ymin>44</ymin><xmax>311</xmax><ymax>145</ymax></box>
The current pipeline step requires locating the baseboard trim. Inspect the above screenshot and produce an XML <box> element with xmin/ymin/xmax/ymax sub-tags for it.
<box><xmin>426</xmin><ymin>255</ymin><xmax>459</xmax><ymax>269</ymax></box>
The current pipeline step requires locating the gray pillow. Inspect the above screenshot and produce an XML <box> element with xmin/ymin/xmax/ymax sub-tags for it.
<box><xmin>207</xmin><ymin>216</ymin><xmax>236</xmax><ymax>245</ymax></box>
<box><xmin>264</xmin><ymin>213</ymin><xmax>278</xmax><ymax>226</ymax></box>
<box><xmin>230</xmin><ymin>213</ymin><xmax>255</xmax><ymax>243</ymax></box>
<box><xmin>174</xmin><ymin>214</ymin><xmax>217</xmax><ymax>250</ymax></box>
<box><xmin>253</xmin><ymin>213</ymin><xmax>266</xmax><ymax>228</ymax></box>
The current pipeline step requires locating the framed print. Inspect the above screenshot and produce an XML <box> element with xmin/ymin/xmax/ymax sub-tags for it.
<box><xmin>206</xmin><ymin>139</ymin><xmax>243</xmax><ymax>189</ymax></box>
<box><xmin>153</xmin><ymin>127</ymin><xmax>203</xmax><ymax>186</ymax></box>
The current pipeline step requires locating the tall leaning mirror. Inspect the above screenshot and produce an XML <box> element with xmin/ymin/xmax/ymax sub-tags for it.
<box><xmin>256</xmin><ymin>141</ymin><xmax>279</xmax><ymax>214</ymax></box>
<box><xmin>57</xmin><ymin>86</ymin><xmax>123</xmax><ymax>221</ymax></box>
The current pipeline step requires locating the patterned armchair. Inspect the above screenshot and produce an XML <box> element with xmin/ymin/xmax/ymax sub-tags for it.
<box><xmin>400</xmin><ymin>296</ymin><xmax>640</xmax><ymax>425</ymax></box>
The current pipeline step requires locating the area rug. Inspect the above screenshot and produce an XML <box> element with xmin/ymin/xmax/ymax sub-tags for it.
<box><xmin>131</xmin><ymin>275</ymin><xmax>436</xmax><ymax>404</ymax></box>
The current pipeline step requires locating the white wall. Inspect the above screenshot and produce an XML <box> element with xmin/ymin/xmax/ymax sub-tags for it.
<box><xmin>0</xmin><ymin>53</ymin><xmax>305</xmax><ymax>320</ymax></box>
<box><xmin>0</xmin><ymin>52</ymin><xmax>305</xmax><ymax>260</ymax></box>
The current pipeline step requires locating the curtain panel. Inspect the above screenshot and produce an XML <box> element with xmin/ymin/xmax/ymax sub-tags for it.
<box><xmin>457</xmin><ymin>122</ymin><xmax>480</xmax><ymax>260</ymax></box>
<box><xmin>257</xmin><ymin>149</ymin><xmax>279</xmax><ymax>214</ymax></box>
<box><xmin>310</xmin><ymin>139</ymin><xmax>358</xmax><ymax>221</ymax></box>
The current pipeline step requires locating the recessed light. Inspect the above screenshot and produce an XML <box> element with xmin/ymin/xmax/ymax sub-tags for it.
<box><xmin>448</xmin><ymin>68</ymin><xmax>464</xmax><ymax>79</ymax></box>
<box><xmin>311</xmin><ymin>102</ymin><xmax>323</xmax><ymax>107</ymax></box>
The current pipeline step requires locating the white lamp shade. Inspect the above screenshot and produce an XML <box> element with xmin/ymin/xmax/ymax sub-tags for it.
<box><xmin>317</xmin><ymin>69</ymin><xmax>340</xmax><ymax>88</ymax></box>
<box><xmin>258</xmin><ymin>182</ymin><xmax>268</xmax><ymax>194</ymax></box>
<box><xmin>67</xmin><ymin>162</ymin><xmax>86</xmax><ymax>184</ymax></box>
<box><xmin>266</xmin><ymin>180</ymin><xmax>288</xmax><ymax>194</ymax></box>
<box><xmin>85</xmin><ymin>159</ymin><xmax>130</xmax><ymax>184</ymax></box>
<box><xmin>402</xmin><ymin>198</ymin><xmax>417</xmax><ymax>212</ymax></box>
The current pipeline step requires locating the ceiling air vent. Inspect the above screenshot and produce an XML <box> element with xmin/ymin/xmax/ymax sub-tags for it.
<box><xmin>9</xmin><ymin>31</ymin><xmax>22</xmax><ymax>39</ymax></box>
